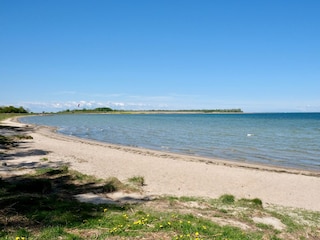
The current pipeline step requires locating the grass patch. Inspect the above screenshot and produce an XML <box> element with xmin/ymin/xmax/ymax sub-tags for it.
<box><xmin>0</xmin><ymin>134</ymin><xmax>32</xmax><ymax>150</ymax></box>
<box><xmin>128</xmin><ymin>175</ymin><xmax>145</xmax><ymax>186</ymax></box>
<box><xmin>0</xmin><ymin>135</ymin><xmax>14</xmax><ymax>148</ymax></box>
<box><xmin>35</xmin><ymin>226</ymin><xmax>82</xmax><ymax>240</ymax></box>
<box><xmin>1</xmin><ymin>171</ymin><xmax>320</xmax><ymax>239</ymax></box>
<box><xmin>103</xmin><ymin>177</ymin><xmax>124</xmax><ymax>192</ymax></box>
<box><xmin>238</xmin><ymin>198</ymin><xmax>263</xmax><ymax>209</ymax></box>
<box><xmin>69</xmin><ymin>170</ymin><xmax>100</xmax><ymax>182</ymax></box>
<box><xmin>179</xmin><ymin>196</ymin><xmax>203</xmax><ymax>202</ymax></box>
<box><xmin>40</xmin><ymin>157</ymin><xmax>49</xmax><ymax>162</ymax></box>
<box><xmin>13</xmin><ymin>134</ymin><xmax>33</xmax><ymax>140</ymax></box>
<box><xmin>0</xmin><ymin>165</ymin><xmax>128</xmax><ymax>239</ymax></box>
<box><xmin>219</xmin><ymin>194</ymin><xmax>235</xmax><ymax>204</ymax></box>
<box><xmin>34</xmin><ymin>165</ymin><xmax>69</xmax><ymax>176</ymax></box>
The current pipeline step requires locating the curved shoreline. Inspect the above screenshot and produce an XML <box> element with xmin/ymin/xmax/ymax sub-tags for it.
<box><xmin>21</xmin><ymin>117</ymin><xmax>320</xmax><ymax>177</ymax></box>
<box><xmin>19</xmin><ymin>114</ymin><xmax>320</xmax><ymax>175</ymax></box>
<box><xmin>2</xmin><ymin>117</ymin><xmax>320</xmax><ymax>211</ymax></box>
<box><xmin>19</xmin><ymin>113</ymin><xmax>320</xmax><ymax>172</ymax></box>
<box><xmin>40</xmin><ymin>126</ymin><xmax>320</xmax><ymax>177</ymax></box>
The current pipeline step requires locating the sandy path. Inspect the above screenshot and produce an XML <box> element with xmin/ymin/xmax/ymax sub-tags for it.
<box><xmin>1</xmin><ymin>118</ymin><xmax>320</xmax><ymax>211</ymax></box>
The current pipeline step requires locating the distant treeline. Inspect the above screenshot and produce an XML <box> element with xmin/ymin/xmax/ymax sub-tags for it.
<box><xmin>147</xmin><ymin>109</ymin><xmax>243</xmax><ymax>113</ymax></box>
<box><xmin>60</xmin><ymin>107</ymin><xmax>113</xmax><ymax>113</ymax></box>
<box><xmin>59</xmin><ymin>108</ymin><xmax>243</xmax><ymax>114</ymax></box>
<box><xmin>0</xmin><ymin>106</ymin><xmax>29</xmax><ymax>113</ymax></box>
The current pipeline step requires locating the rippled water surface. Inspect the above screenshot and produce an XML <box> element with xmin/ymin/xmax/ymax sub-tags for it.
<box><xmin>21</xmin><ymin>113</ymin><xmax>320</xmax><ymax>170</ymax></box>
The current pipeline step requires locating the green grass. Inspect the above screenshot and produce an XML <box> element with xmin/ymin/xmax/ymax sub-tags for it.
<box><xmin>219</xmin><ymin>194</ymin><xmax>235</xmax><ymax>204</ymax></box>
<box><xmin>0</xmin><ymin>135</ymin><xmax>13</xmax><ymax>147</ymax></box>
<box><xmin>128</xmin><ymin>175</ymin><xmax>145</xmax><ymax>186</ymax></box>
<box><xmin>40</xmin><ymin>157</ymin><xmax>49</xmax><ymax>162</ymax></box>
<box><xmin>1</xmin><ymin>166</ymin><xmax>320</xmax><ymax>239</ymax></box>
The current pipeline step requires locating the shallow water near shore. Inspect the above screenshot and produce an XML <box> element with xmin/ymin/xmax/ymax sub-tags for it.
<box><xmin>20</xmin><ymin>113</ymin><xmax>320</xmax><ymax>171</ymax></box>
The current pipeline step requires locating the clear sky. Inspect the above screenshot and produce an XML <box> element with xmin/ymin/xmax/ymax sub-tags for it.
<box><xmin>1</xmin><ymin>1</ymin><xmax>320</xmax><ymax>112</ymax></box>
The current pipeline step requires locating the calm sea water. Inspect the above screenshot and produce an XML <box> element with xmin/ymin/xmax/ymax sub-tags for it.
<box><xmin>20</xmin><ymin>113</ymin><xmax>320</xmax><ymax>171</ymax></box>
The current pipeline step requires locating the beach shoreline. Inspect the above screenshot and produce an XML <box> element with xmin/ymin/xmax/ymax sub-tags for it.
<box><xmin>1</xmin><ymin>117</ymin><xmax>320</xmax><ymax>211</ymax></box>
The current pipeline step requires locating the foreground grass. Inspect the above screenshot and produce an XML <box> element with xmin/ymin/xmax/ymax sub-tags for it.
<box><xmin>0</xmin><ymin>168</ymin><xmax>259</xmax><ymax>240</ymax></box>
<box><xmin>1</xmin><ymin>166</ymin><xmax>319</xmax><ymax>240</ymax></box>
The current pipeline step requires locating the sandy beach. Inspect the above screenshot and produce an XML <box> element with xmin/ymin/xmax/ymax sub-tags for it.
<box><xmin>1</xmin><ymin>118</ymin><xmax>320</xmax><ymax>212</ymax></box>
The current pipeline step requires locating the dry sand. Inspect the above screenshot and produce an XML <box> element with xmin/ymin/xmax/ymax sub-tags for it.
<box><xmin>1</xmin><ymin>118</ymin><xmax>320</xmax><ymax>211</ymax></box>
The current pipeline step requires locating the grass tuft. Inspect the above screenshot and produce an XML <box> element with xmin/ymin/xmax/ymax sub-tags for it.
<box><xmin>219</xmin><ymin>194</ymin><xmax>236</xmax><ymax>204</ymax></box>
<box><xmin>238</xmin><ymin>198</ymin><xmax>263</xmax><ymax>209</ymax></box>
<box><xmin>128</xmin><ymin>175</ymin><xmax>145</xmax><ymax>186</ymax></box>
<box><xmin>40</xmin><ymin>157</ymin><xmax>49</xmax><ymax>162</ymax></box>
<box><xmin>103</xmin><ymin>177</ymin><xmax>124</xmax><ymax>192</ymax></box>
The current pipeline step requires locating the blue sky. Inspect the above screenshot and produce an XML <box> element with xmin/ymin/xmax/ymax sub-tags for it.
<box><xmin>1</xmin><ymin>1</ymin><xmax>320</xmax><ymax>112</ymax></box>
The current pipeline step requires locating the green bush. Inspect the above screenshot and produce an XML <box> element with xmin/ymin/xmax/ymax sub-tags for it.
<box><xmin>0</xmin><ymin>106</ymin><xmax>28</xmax><ymax>113</ymax></box>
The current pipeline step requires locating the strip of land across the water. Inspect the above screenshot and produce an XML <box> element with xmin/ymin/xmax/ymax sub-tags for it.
<box><xmin>55</xmin><ymin>108</ymin><xmax>244</xmax><ymax>114</ymax></box>
<box><xmin>1</xmin><ymin>117</ymin><xmax>320</xmax><ymax>212</ymax></box>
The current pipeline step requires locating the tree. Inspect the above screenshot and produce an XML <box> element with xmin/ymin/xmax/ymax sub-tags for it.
<box><xmin>0</xmin><ymin>106</ymin><xmax>28</xmax><ymax>113</ymax></box>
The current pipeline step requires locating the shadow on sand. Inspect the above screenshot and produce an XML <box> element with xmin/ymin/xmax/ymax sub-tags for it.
<box><xmin>0</xmin><ymin>123</ymin><xmax>148</xmax><ymax>237</ymax></box>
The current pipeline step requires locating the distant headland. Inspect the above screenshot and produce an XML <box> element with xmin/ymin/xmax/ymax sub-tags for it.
<box><xmin>0</xmin><ymin>105</ymin><xmax>243</xmax><ymax>115</ymax></box>
<box><xmin>57</xmin><ymin>107</ymin><xmax>243</xmax><ymax>114</ymax></box>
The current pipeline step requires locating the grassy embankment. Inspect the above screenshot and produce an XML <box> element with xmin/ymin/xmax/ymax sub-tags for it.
<box><xmin>1</xmin><ymin>113</ymin><xmax>320</xmax><ymax>239</ymax></box>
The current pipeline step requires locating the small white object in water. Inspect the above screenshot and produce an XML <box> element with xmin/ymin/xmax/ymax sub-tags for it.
<box><xmin>247</xmin><ymin>133</ymin><xmax>254</xmax><ymax>137</ymax></box>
